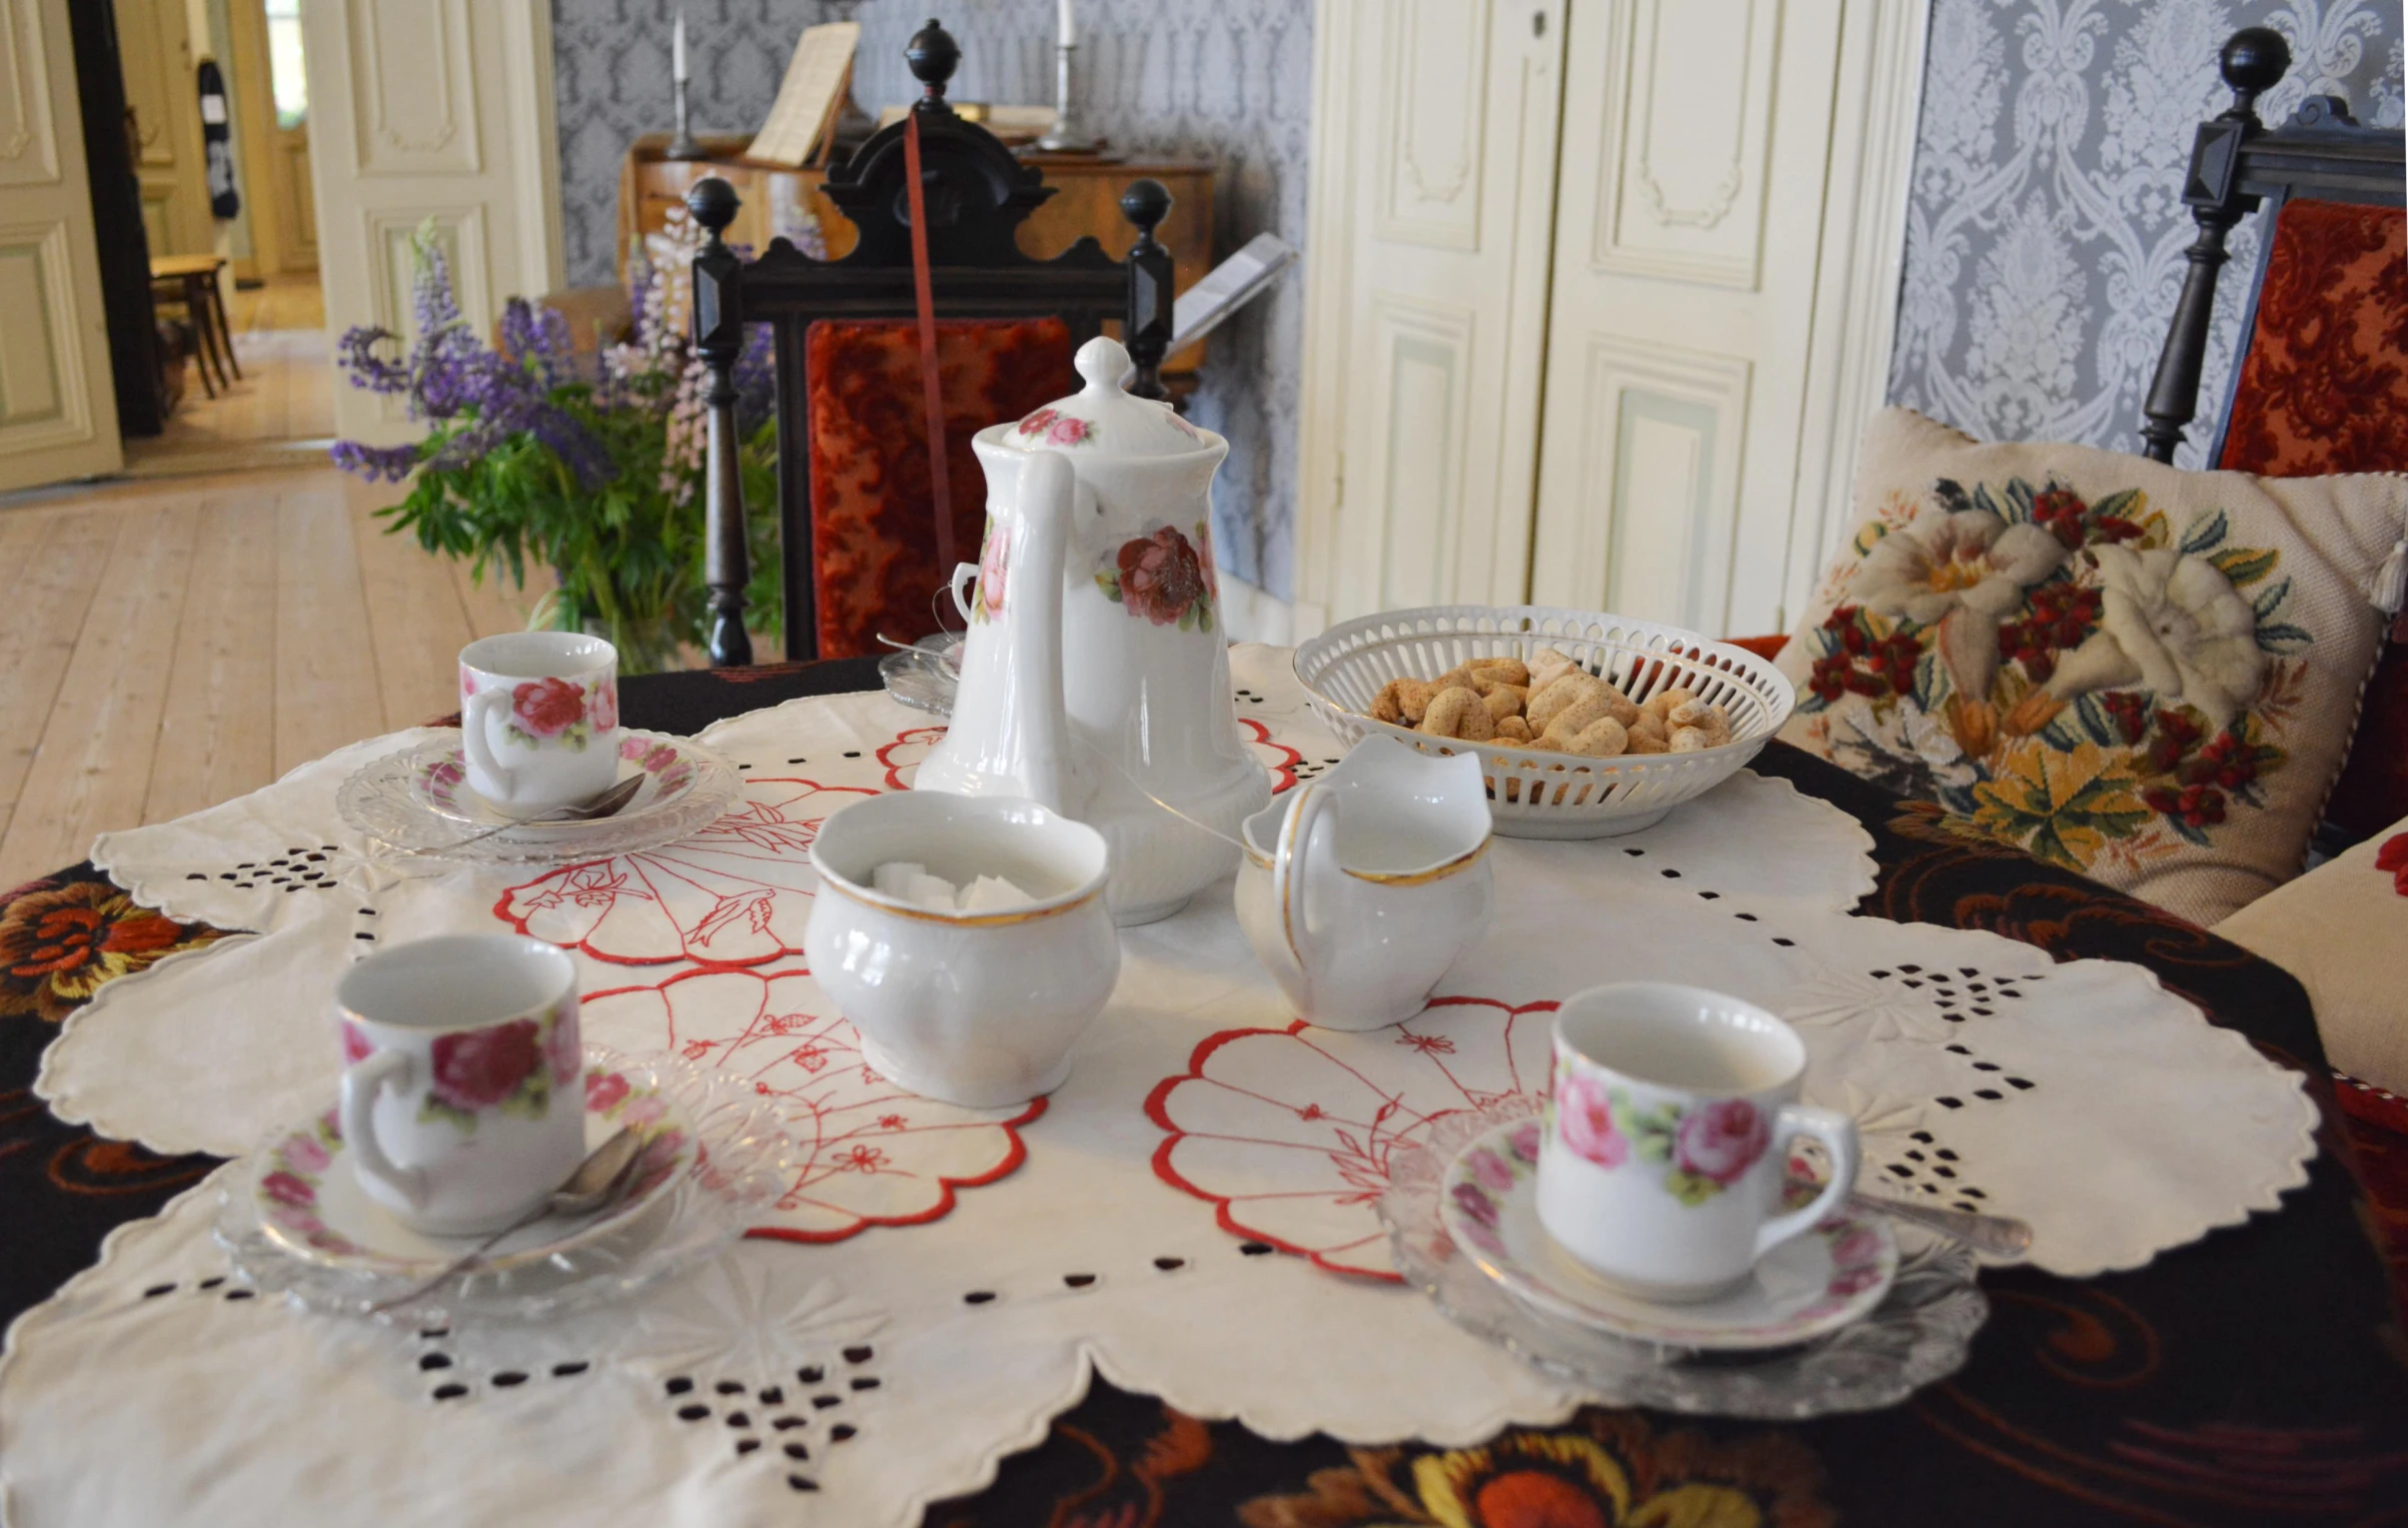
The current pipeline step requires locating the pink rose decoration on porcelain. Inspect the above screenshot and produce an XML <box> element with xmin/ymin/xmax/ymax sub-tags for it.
<box><xmin>588</xmin><ymin>679</ymin><xmax>618</xmax><ymax>735</ymax></box>
<box><xmin>261</xmin><ymin>1170</ymin><xmax>316</xmax><ymax>1208</ymax></box>
<box><xmin>1098</xmin><ymin>525</ymin><xmax>1215</xmax><ymax>632</ymax></box>
<box><xmin>1673</xmin><ymin>1098</ymin><xmax>1771</xmax><ymax>1186</ymax></box>
<box><xmin>511</xmin><ymin>677</ymin><xmax>587</xmax><ymax>740</ymax></box>
<box><xmin>1014</xmin><ymin>407</ymin><xmax>1058</xmax><ymax>439</ymax></box>
<box><xmin>587</xmin><ymin>1070</ymin><xmax>631</xmax><ymax>1113</ymax></box>
<box><xmin>1045</xmin><ymin>416</ymin><xmax>1091</xmax><ymax>447</ymax></box>
<box><xmin>976</xmin><ymin>519</ymin><xmax>1010</xmax><ymax>623</ymax></box>
<box><xmin>544</xmin><ymin>1007</ymin><xmax>582</xmax><ymax>1085</ymax></box>
<box><xmin>427</xmin><ymin>1018</ymin><xmax>546</xmax><ymax>1122</ymax></box>
<box><xmin>1555</xmin><ymin>1071</ymin><xmax>1629</xmax><ymax>1169</ymax></box>
<box><xmin>341</xmin><ymin>1020</ymin><xmax>373</xmax><ymax>1065</ymax></box>
<box><xmin>283</xmin><ymin>1132</ymin><xmax>332</xmax><ymax>1175</ymax></box>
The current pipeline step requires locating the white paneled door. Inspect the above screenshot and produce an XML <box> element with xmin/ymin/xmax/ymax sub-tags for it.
<box><xmin>1298</xmin><ymin>0</ymin><xmax>1567</xmax><ymax>624</ymax></box>
<box><xmin>1528</xmin><ymin>0</ymin><xmax>1846</xmax><ymax>636</ymax></box>
<box><xmin>1299</xmin><ymin>0</ymin><xmax>1926</xmax><ymax>639</ymax></box>
<box><xmin>0</xmin><ymin>0</ymin><xmax>122</xmax><ymax>492</ymax></box>
<box><xmin>302</xmin><ymin>0</ymin><xmax>564</xmax><ymax>444</ymax></box>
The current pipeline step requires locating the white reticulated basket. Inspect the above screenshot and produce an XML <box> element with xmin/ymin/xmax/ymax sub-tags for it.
<box><xmin>1292</xmin><ymin>606</ymin><xmax>1797</xmax><ymax>838</ymax></box>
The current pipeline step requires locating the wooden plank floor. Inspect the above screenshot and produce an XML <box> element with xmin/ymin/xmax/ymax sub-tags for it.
<box><xmin>0</xmin><ymin>465</ymin><xmax>554</xmax><ymax>888</ymax></box>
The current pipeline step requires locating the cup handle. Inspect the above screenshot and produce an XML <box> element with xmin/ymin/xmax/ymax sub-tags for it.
<box><xmin>1271</xmin><ymin>783</ymin><xmax>1334</xmax><ymax>1008</ymax></box>
<box><xmin>461</xmin><ymin>690</ymin><xmax>514</xmax><ymax>796</ymax></box>
<box><xmin>1752</xmin><ymin>1104</ymin><xmax>1858</xmax><ymax>1261</ymax></box>
<box><xmin>339</xmin><ymin>1049</ymin><xmax>428</xmax><ymax>1213</ymax></box>
<box><xmin>949</xmin><ymin>561</ymin><xmax>981</xmax><ymax>625</ymax></box>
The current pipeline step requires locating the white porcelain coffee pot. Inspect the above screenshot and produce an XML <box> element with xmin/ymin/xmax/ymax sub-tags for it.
<box><xmin>916</xmin><ymin>336</ymin><xmax>1269</xmax><ymax>924</ymax></box>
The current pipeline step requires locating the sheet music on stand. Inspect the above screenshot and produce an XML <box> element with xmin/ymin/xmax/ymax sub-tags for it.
<box><xmin>1168</xmin><ymin>234</ymin><xmax>1298</xmax><ymax>354</ymax></box>
<box><xmin>747</xmin><ymin>21</ymin><xmax>860</xmax><ymax>167</ymax></box>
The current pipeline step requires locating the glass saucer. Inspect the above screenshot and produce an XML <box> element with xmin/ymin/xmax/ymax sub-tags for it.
<box><xmin>216</xmin><ymin>1046</ymin><xmax>795</xmax><ymax>1325</ymax></box>
<box><xmin>878</xmin><ymin>632</ymin><xmax>962</xmax><ymax>716</ymax></box>
<box><xmin>336</xmin><ymin>730</ymin><xmax>741</xmax><ymax>863</ymax></box>
<box><xmin>1377</xmin><ymin>1094</ymin><xmax>1987</xmax><ymax>1419</ymax></box>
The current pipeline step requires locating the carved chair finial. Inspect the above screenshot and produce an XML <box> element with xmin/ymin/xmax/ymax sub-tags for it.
<box><xmin>906</xmin><ymin>18</ymin><xmax>960</xmax><ymax>108</ymax></box>
<box><xmin>686</xmin><ymin>177</ymin><xmax>740</xmax><ymax>243</ymax></box>
<box><xmin>2219</xmin><ymin>27</ymin><xmax>2291</xmax><ymax>119</ymax></box>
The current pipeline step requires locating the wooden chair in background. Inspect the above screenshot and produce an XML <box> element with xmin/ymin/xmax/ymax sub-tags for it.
<box><xmin>149</xmin><ymin>253</ymin><xmax>240</xmax><ymax>400</ymax></box>
<box><xmin>2139</xmin><ymin>26</ymin><xmax>2406</xmax><ymax>845</ymax></box>
<box><xmin>687</xmin><ymin>17</ymin><xmax>1177</xmax><ymax>666</ymax></box>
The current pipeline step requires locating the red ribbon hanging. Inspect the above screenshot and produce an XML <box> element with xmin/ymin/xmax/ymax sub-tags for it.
<box><xmin>902</xmin><ymin>112</ymin><xmax>957</xmax><ymax>574</ymax></box>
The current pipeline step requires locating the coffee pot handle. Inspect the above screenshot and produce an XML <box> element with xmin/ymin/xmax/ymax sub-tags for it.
<box><xmin>1752</xmin><ymin>1104</ymin><xmax>1858</xmax><ymax>1261</ymax></box>
<box><xmin>461</xmin><ymin>690</ymin><xmax>514</xmax><ymax>796</ymax></box>
<box><xmin>339</xmin><ymin>1048</ymin><xmax>429</xmax><ymax>1212</ymax></box>
<box><xmin>948</xmin><ymin>562</ymin><xmax>980</xmax><ymax>626</ymax></box>
<box><xmin>1270</xmin><ymin>783</ymin><xmax>1335</xmax><ymax>1005</ymax></box>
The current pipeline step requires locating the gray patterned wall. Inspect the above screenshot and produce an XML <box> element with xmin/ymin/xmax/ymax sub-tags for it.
<box><xmin>552</xmin><ymin>0</ymin><xmax>828</xmax><ymax>285</ymax></box>
<box><xmin>1888</xmin><ymin>0</ymin><xmax>2405</xmax><ymax>469</ymax></box>
<box><xmin>551</xmin><ymin>1</ymin><xmax>1313</xmax><ymax>600</ymax></box>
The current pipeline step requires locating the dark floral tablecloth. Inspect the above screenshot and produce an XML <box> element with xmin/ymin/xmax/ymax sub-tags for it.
<box><xmin>6</xmin><ymin>658</ymin><xmax>2406</xmax><ymax>1528</ymax></box>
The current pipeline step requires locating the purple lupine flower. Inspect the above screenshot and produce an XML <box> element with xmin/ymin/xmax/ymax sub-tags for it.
<box><xmin>334</xmin><ymin>325</ymin><xmax>413</xmax><ymax>396</ymax></box>
<box><xmin>330</xmin><ymin>439</ymin><xmax>423</xmax><ymax>483</ymax></box>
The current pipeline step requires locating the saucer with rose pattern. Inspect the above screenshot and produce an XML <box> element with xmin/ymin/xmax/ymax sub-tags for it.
<box><xmin>1437</xmin><ymin>1119</ymin><xmax>1897</xmax><ymax>1351</ymax></box>
<box><xmin>247</xmin><ymin>1056</ymin><xmax>695</xmax><ymax>1278</ymax></box>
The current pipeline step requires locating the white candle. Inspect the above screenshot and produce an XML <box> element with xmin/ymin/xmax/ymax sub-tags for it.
<box><xmin>673</xmin><ymin>13</ymin><xmax>687</xmax><ymax>82</ymax></box>
<box><xmin>1057</xmin><ymin>0</ymin><xmax>1075</xmax><ymax>48</ymax></box>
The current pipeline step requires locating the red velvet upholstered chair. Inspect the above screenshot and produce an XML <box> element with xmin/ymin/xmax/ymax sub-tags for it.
<box><xmin>803</xmin><ymin>318</ymin><xmax>1073</xmax><ymax>660</ymax></box>
<box><xmin>685</xmin><ymin>19</ymin><xmax>1177</xmax><ymax>667</ymax></box>
<box><xmin>2212</xmin><ymin>197</ymin><xmax>2408</xmax><ymax>841</ymax></box>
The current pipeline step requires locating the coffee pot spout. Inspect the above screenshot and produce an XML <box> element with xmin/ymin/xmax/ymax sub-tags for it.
<box><xmin>1002</xmin><ymin>451</ymin><xmax>1080</xmax><ymax>813</ymax></box>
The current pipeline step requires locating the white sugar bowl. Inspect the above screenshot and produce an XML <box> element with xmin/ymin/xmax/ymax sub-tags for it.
<box><xmin>803</xmin><ymin>791</ymin><xmax>1120</xmax><ymax>1108</ymax></box>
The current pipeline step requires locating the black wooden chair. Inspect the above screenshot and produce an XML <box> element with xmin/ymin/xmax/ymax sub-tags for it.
<box><xmin>2139</xmin><ymin>26</ymin><xmax>2405</xmax><ymax>466</ymax></box>
<box><xmin>686</xmin><ymin>18</ymin><xmax>1177</xmax><ymax>667</ymax></box>
<box><xmin>2141</xmin><ymin>27</ymin><xmax>2407</xmax><ymax>848</ymax></box>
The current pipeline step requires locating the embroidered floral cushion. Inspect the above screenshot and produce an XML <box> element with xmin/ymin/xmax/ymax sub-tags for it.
<box><xmin>805</xmin><ymin>318</ymin><xmax>1074</xmax><ymax>660</ymax></box>
<box><xmin>1775</xmin><ymin>407</ymin><xmax>2408</xmax><ymax>925</ymax></box>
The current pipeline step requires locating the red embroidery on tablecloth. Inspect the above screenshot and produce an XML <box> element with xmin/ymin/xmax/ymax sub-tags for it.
<box><xmin>1144</xmin><ymin>996</ymin><xmax>1561</xmax><ymax>1280</ymax></box>
<box><xmin>1247</xmin><ymin>716</ymin><xmax>1303</xmax><ymax>796</ymax></box>
<box><xmin>493</xmin><ymin>778</ymin><xmax>876</xmax><ymax>968</ymax></box>
<box><xmin>584</xmin><ymin>964</ymin><xmax>1041</xmax><ymax>1243</ymax></box>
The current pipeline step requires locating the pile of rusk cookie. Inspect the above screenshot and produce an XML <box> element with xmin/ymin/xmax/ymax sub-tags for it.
<box><xmin>1367</xmin><ymin>647</ymin><xmax>1735</xmax><ymax>759</ymax></box>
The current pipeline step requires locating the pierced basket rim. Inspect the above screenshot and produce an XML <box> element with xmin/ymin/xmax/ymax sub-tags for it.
<box><xmin>1291</xmin><ymin>604</ymin><xmax>1796</xmax><ymax>779</ymax></box>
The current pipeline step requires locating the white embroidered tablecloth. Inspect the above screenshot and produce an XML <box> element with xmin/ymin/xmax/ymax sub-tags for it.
<box><xmin>0</xmin><ymin>646</ymin><xmax>2316</xmax><ymax>1526</ymax></box>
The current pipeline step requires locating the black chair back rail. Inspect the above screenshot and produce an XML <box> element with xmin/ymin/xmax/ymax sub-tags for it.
<box><xmin>2141</xmin><ymin>26</ymin><xmax>2406</xmax><ymax>465</ymax></box>
<box><xmin>688</xmin><ymin>18</ymin><xmax>1175</xmax><ymax>667</ymax></box>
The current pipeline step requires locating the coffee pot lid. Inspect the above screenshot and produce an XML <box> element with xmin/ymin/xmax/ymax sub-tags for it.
<box><xmin>996</xmin><ymin>336</ymin><xmax>1219</xmax><ymax>461</ymax></box>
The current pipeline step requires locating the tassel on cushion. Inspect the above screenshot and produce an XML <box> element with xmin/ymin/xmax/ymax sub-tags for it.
<box><xmin>2373</xmin><ymin>534</ymin><xmax>2407</xmax><ymax>616</ymax></box>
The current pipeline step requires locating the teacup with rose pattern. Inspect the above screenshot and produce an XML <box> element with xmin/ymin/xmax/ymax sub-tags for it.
<box><xmin>1536</xmin><ymin>982</ymin><xmax>1859</xmax><ymax>1302</ymax></box>
<box><xmin>458</xmin><ymin>632</ymin><xmax>621</xmax><ymax>814</ymax></box>
<box><xmin>335</xmin><ymin>934</ymin><xmax>587</xmax><ymax>1235</ymax></box>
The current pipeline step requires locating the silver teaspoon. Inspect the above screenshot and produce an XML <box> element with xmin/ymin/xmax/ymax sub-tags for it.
<box><xmin>415</xmin><ymin>773</ymin><xmax>646</xmax><ymax>855</ymax></box>
<box><xmin>366</xmin><ymin>1126</ymin><xmax>646</xmax><ymax>1314</ymax></box>
<box><xmin>1848</xmin><ymin>1191</ymin><xmax>2033</xmax><ymax>1259</ymax></box>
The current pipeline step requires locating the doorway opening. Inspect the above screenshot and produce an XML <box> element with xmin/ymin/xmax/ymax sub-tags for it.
<box><xmin>102</xmin><ymin>0</ymin><xmax>330</xmax><ymax>477</ymax></box>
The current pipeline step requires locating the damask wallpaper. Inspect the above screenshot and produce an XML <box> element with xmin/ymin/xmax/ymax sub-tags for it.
<box><xmin>1888</xmin><ymin>0</ymin><xmax>2404</xmax><ymax>469</ymax></box>
<box><xmin>550</xmin><ymin>0</ymin><xmax>1312</xmax><ymax>600</ymax></box>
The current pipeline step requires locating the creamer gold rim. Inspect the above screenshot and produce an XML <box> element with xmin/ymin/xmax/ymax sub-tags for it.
<box><xmin>1343</xmin><ymin>835</ymin><xmax>1491</xmax><ymax>885</ymax></box>
<box><xmin>818</xmin><ymin>869</ymin><xmax>1105</xmax><ymax>927</ymax></box>
<box><xmin>1243</xmin><ymin>827</ymin><xmax>1491</xmax><ymax>886</ymax></box>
